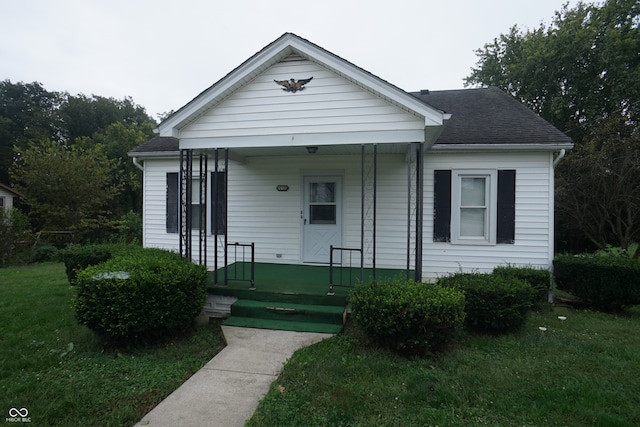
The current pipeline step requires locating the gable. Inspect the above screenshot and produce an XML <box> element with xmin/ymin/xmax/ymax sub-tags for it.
<box><xmin>177</xmin><ymin>54</ymin><xmax>426</xmax><ymax>148</ymax></box>
<box><xmin>157</xmin><ymin>33</ymin><xmax>447</xmax><ymax>149</ymax></box>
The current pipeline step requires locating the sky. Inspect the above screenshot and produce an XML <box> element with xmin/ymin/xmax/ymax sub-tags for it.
<box><xmin>1</xmin><ymin>0</ymin><xmax>574</xmax><ymax>120</ymax></box>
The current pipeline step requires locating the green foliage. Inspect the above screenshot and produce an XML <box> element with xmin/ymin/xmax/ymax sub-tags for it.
<box><xmin>116</xmin><ymin>210</ymin><xmax>143</xmax><ymax>245</ymax></box>
<box><xmin>438</xmin><ymin>272</ymin><xmax>533</xmax><ymax>333</ymax></box>
<box><xmin>61</xmin><ymin>243</ymin><xmax>131</xmax><ymax>282</ymax></box>
<box><xmin>73</xmin><ymin>248</ymin><xmax>207</xmax><ymax>346</ymax></box>
<box><xmin>554</xmin><ymin>253</ymin><xmax>640</xmax><ymax>311</ymax></box>
<box><xmin>10</xmin><ymin>138</ymin><xmax>121</xmax><ymax>240</ymax></box>
<box><xmin>493</xmin><ymin>265</ymin><xmax>551</xmax><ymax>306</ymax></box>
<box><xmin>0</xmin><ymin>207</ymin><xmax>30</xmax><ymax>266</ymax></box>
<box><xmin>349</xmin><ymin>279</ymin><xmax>466</xmax><ymax>356</ymax></box>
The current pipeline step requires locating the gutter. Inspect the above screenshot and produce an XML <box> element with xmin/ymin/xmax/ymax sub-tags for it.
<box><xmin>132</xmin><ymin>157</ymin><xmax>144</xmax><ymax>171</ymax></box>
<box><xmin>553</xmin><ymin>149</ymin><xmax>566</xmax><ymax>168</ymax></box>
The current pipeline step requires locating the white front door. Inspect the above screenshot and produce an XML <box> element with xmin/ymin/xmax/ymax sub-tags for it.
<box><xmin>303</xmin><ymin>176</ymin><xmax>342</xmax><ymax>263</ymax></box>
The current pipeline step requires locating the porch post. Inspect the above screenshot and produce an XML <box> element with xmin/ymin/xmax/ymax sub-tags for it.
<box><xmin>406</xmin><ymin>143</ymin><xmax>411</xmax><ymax>281</ymax></box>
<box><xmin>198</xmin><ymin>153</ymin><xmax>208</xmax><ymax>265</ymax></box>
<box><xmin>223</xmin><ymin>148</ymin><xmax>229</xmax><ymax>286</ymax></box>
<box><xmin>372</xmin><ymin>143</ymin><xmax>377</xmax><ymax>281</ymax></box>
<box><xmin>213</xmin><ymin>149</ymin><xmax>219</xmax><ymax>284</ymax></box>
<box><xmin>360</xmin><ymin>144</ymin><xmax>365</xmax><ymax>280</ymax></box>
<box><xmin>414</xmin><ymin>143</ymin><xmax>424</xmax><ymax>282</ymax></box>
<box><xmin>179</xmin><ymin>149</ymin><xmax>193</xmax><ymax>260</ymax></box>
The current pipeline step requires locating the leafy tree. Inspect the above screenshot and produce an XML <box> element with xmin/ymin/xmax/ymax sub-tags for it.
<box><xmin>466</xmin><ymin>0</ymin><xmax>640</xmax><ymax>251</ymax></box>
<box><xmin>60</xmin><ymin>94</ymin><xmax>153</xmax><ymax>142</ymax></box>
<box><xmin>9</xmin><ymin>139</ymin><xmax>120</xmax><ymax>241</ymax></box>
<box><xmin>0</xmin><ymin>80</ymin><xmax>63</xmax><ymax>183</ymax></box>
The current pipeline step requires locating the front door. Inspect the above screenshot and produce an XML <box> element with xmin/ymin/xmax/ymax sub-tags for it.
<box><xmin>303</xmin><ymin>176</ymin><xmax>342</xmax><ymax>263</ymax></box>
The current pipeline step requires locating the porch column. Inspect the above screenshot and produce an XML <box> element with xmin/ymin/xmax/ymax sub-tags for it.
<box><xmin>198</xmin><ymin>153</ymin><xmax>208</xmax><ymax>265</ymax></box>
<box><xmin>415</xmin><ymin>143</ymin><xmax>424</xmax><ymax>282</ymax></box>
<box><xmin>179</xmin><ymin>149</ymin><xmax>193</xmax><ymax>260</ymax></box>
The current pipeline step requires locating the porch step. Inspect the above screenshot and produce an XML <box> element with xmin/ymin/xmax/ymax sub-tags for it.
<box><xmin>222</xmin><ymin>317</ymin><xmax>343</xmax><ymax>334</ymax></box>
<box><xmin>222</xmin><ymin>299</ymin><xmax>345</xmax><ymax>333</ymax></box>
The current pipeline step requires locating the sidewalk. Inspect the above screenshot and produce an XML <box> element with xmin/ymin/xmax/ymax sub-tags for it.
<box><xmin>135</xmin><ymin>326</ymin><xmax>333</xmax><ymax>427</ymax></box>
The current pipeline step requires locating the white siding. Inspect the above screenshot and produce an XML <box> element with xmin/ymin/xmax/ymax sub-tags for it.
<box><xmin>422</xmin><ymin>151</ymin><xmax>554</xmax><ymax>281</ymax></box>
<box><xmin>141</xmin><ymin>150</ymin><xmax>555</xmax><ymax>279</ymax></box>
<box><xmin>0</xmin><ymin>188</ymin><xmax>15</xmax><ymax>209</ymax></box>
<box><xmin>178</xmin><ymin>55</ymin><xmax>424</xmax><ymax>142</ymax></box>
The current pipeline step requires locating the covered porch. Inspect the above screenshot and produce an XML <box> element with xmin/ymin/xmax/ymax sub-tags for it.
<box><xmin>205</xmin><ymin>262</ymin><xmax>412</xmax><ymax>333</ymax></box>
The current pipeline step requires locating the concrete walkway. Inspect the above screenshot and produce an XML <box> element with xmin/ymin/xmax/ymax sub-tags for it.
<box><xmin>135</xmin><ymin>326</ymin><xmax>333</xmax><ymax>427</ymax></box>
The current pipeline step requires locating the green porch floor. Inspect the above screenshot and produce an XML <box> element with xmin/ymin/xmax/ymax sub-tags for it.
<box><xmin>208</xmin><ymin>262</ymin><xmax>411</xmax><ymax>302</ymax></box>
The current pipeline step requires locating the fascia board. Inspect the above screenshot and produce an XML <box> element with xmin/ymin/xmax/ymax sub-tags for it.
<box><xmin>430</xmin><ymin>142</ymin><xmax>574</xmax><ymax>152</ymax></box>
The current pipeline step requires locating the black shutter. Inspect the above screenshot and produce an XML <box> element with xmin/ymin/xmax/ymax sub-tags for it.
<box><xmin>497</xmin><ymin>170</ymin><xmax>516</xmax><ymax>244</ymax></box>
<box><xmin>433</xmin><ymin>170</ymin><xmax>451</xmax><ymax>242</ymax></box>
<box><xmin>210</xmin><ymin>171</ymin><xmax>226</xmax><ymax>235</ymax></box>
<box><xmin>166</xmin><ymin>172</ymin><xmax>178</xmax><ymax>233</ymax></box>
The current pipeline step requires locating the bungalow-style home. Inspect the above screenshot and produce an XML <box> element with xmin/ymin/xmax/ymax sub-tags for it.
<box><xmin>0</xmin><ymin>183</ymin><xmax>23</xmax><ymax>210</ymax></box>
<box><xmin>129</xmin><ymin>33</ymin><xmax>572</xmax><ymax>284</ymax></box>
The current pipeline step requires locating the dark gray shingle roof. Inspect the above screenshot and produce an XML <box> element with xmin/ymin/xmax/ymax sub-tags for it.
<box><xmin>128</xmin><ymin>136</ymin><xmax>179</xmax><ymax>154</ymax></box>
<box><xmin>412</xmin><ymin>87</ymin><xmax>572</xmax><ymax>146</ymax></box>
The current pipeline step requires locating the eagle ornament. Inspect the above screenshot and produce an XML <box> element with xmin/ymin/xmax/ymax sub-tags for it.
<box><xmin>274</xmin><ymin>77</ymin><xmax>313</xmax><ymax>93</ymax></box>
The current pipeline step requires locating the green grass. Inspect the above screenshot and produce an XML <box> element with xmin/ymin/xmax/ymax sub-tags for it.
<box><xmin>248</xmin><ymin>306</ymin><xmax>640</xmax><ymax>426</ymax></box>
<box><xmin>0</xmin><ymin>263</ymin><xmax>225</xmax><ymax>426</ymax></box>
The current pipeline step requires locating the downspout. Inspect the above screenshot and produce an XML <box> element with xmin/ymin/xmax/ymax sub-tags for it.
<box><xmin>553</xmin><ymin>149</ymin><xmax>566</xmax><ymax>168</ymax></box>
<box><xmin>549</xmin><ymin>148</ymin><xmax>566</xmax><ymax>304</ymax></box>
<box><xmin>132</xmin><ymin>157</ymin><xmax>144</xmax><ymax>171</ymax></box>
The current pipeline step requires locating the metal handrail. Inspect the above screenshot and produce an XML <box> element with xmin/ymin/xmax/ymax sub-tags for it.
<box><xmin>224</xmin><ymin>242</ymin><xmax>255</xmax><ymax>289</ymax></box>
<box><xmin>328</xmin><ymin>245</ymin><xmax>363</xmax><ymax>295</ymax></box>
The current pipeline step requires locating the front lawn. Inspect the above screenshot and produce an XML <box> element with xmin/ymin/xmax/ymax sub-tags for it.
<box><xmin>249</xmin><ymin>306</ymin><xmax>640</xmax><ymax>426</ymax></box>
<box><xmin>0</xmin><ymin>263</ymin><xmax>225</xmax><ymax>426</ymax></box>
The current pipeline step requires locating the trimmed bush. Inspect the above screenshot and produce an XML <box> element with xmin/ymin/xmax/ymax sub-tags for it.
<box><xmin>73</xmin><ymin>247</ymin><xmax>207</xmax><ymax>346</ymax></box>
<box><xmin>438</xmin><ymin>273</ymin><xmax>533</xmax><ymax>333</ymax></box>
<box><xmin>349</xmin><ymin>279</ymin><xmax>466</xmax><ymax>356</ymax></box>
<box><xmin>493</xmin><ymin>265</ymin><xmax>551</xmax><ymax>306</ymax></box>
<box><xmin>554</xmin><ymin>253</ymin><xmax>640</xmax><ymax>311</ymax></box>
<box><xmin>62</xmin><ymin>243</ymin><xmax>133</xmax><ymax>283</ymax></box>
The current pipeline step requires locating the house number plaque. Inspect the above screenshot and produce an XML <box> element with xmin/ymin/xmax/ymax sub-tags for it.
<box><xmin>276</xmin><ymin>185</ymin><xmax>290</xmax><ymax>192</ymax></box>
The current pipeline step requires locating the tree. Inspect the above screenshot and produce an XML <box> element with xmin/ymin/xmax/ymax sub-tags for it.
<box><xmin>9</xmin><ymin>139</ymin><xmax>120</xmax><ymax>241</ymax></box>
<box><xmin>0</xmin><ymin>80</ymin><xmax>63</xmax><ymax>183</ymax></box>
<box><xmin>556</xmin><ymin>116</ymin><xmax>640</xmax><ymax>250</ymax></box>
<box><xmin>466</xmin><ymin>0</ymin><xmax>640</xmax><ymax>251</ymax></box>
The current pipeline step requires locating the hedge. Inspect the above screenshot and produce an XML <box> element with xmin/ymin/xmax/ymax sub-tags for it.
<box><xmin>73</xmin><ymin>247</ymin><xmax>207</xmax><ymax>346</ymax></box>
<box><xmin>554</xmin><ymin>253</ymin><xmax>640</xmax><ymax>311</ymax></box>
<box><xmin>349</xmin><ymin>279</ymin><xmax>466</xmax><ymax>356</ymax></box>
<box><xmin>438</xmin><ymin>272</ymin><xmax>533</xmax><ymax>333</ymax></box>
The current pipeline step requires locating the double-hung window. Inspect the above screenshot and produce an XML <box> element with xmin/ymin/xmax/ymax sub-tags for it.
<box><xmin>452</xmin><ymin>171</ymin><xmax>497</xmax><ymax>244</ymax></box>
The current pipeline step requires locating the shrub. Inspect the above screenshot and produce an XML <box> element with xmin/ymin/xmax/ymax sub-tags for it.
<box><xmin>493</xmin><ymin>265</ymin><xmax>551</xmax><ymax>306</ymax></box>
<box><xmin>61</xmin><ymin>243</ymin><xmax>133</xmax><ymax>283</ymax></box>
<box><xmin>554</xmin><ymin>253</ymin><xmax>640</xmax><ymax>311</ymax></box>
<box><xmin>349</xmin><ymin>279</ymin><xmax>466</xmax><ymax>356</ymax></box>
<box><xmin>0</xmin><ymin>208</ymin><xmax>30</xmax><ymax>267</ymax></box>
<box><xmin>73</xmin><ymin>247</ymin><xmax>207</xmax><ymax>346</ymax></box>
<box><xmin>31</xmin><ymin>244</ymin><xmax>60</xmax><ymax>263</ymax></box>
<box><xmin>438</xmin><ymin>273</ymin><xmax>532</xmax><ymax>333</ymax></box>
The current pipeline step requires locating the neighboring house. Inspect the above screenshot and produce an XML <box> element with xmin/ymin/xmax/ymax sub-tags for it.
<box><xmin>0</xmin><ymin>183</ymin><xmax>23</xmax><ymax>210</ymax></box>
<box><xmin>129</xmin><ymin>33</ymin><xmax>572</xmax><ymax>282</ymax></box>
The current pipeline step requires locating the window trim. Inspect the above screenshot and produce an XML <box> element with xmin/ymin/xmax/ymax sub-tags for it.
<box><xmin>450</xmin><ymin>170</ymin><xmax>497</xmax><ymax>245</ymax></box>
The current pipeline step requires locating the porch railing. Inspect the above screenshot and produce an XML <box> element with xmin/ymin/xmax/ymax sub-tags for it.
<box><xmin>225</xmin><ymin>242</ymin><xmax>255</xmax><ymax>289</ymax></box>
<box><xmin>328</xmin><ymin>245</ymin><xmax>363</xmax><ymax>295</ymax></box>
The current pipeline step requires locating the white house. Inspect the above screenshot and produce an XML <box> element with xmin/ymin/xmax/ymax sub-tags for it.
<box><xmin>0</xmin><ymin>183</ymin><xmax>22</xmax><ymax>210</ymax></box>
<box><xmin>129</xmin><ymin>33</ymin><xmax>572</xmax><ymax>283</ymax></box>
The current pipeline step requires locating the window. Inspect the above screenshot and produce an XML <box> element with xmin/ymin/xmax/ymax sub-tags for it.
<box><xmin>452</xmin><ymin>171</ymin><xmax>496</xmax><ymax>244</ymax></box>
<box><xmin>434</xmin><ymin>169</ymin><xmax>516</xmax><ymax>245</ymax></box>
<box><xmin>0</xmin><ymin>197</ymin><xmax>4</xmax><ymax>208</ymax></box>
<box><xmin>165</xmin><ymin>172</ymin><xmax>226</xmax><ymax>235</ymax></box>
